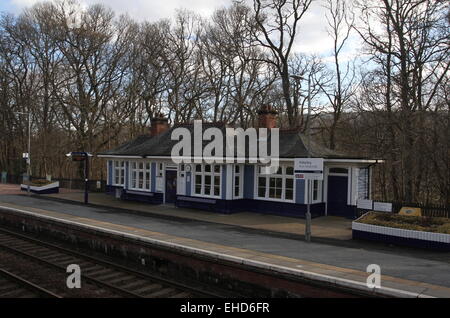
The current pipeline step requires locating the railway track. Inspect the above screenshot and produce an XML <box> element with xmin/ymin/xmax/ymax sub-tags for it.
<box><xmin>0</xmin><ymin>227</ymin><xmax>221</xmax><ymax>298</ymax></box>
<box><xmin>0</xmin><ymin>268</ymin><xmax>61</xmax><ymax>298</ymax></box>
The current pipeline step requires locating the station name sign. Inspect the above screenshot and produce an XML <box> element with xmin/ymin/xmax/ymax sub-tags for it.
<box><xmin>294</xmin><ymin>158</ymin><xmax>324</xmax><ymax>180</ymax></box>
<box><xmin>66</xmin><ymin>152</ymin><xmax>93</xmax><ymax>162</ymax></box>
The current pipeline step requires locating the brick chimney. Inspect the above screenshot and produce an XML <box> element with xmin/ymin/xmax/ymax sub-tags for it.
<box><xmin>257</xmin><ymin>105</ymin><xmax>278</xmax><ymax>129</ymax></box>
<box><xmin>150</xmin><ymin>114</ymin><xmax>169</xmax><ymax>136</ymax></box>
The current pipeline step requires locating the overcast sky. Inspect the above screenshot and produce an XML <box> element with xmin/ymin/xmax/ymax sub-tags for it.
<box><xmin>0</xmin><ymin>0</ymin><xmax>361</xmax><ymax>60</ymax></box>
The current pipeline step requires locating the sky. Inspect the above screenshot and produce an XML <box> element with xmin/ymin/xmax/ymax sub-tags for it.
<box><xmin>0</xmin><ymin>0</ymin><xmax>361</xmax><ymax>60</ymax></box>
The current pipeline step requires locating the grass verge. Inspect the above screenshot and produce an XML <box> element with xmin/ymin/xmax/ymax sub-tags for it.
<box><xmin>358</xmin><ymin>212</ymin><xmax>450</xmax><ymax>234</ymax></box>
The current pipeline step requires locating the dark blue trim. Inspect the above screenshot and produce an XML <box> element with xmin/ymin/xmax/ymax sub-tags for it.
<box><xmin>295</xmin><ymin>170</ymin><xmax>323</xmax><ymax>174</ymax></box>
<box><xmin>328</xmin><ymin>204</ymin><xmax>357</xmax><ymax>219</ymax></box>
<box><xmin>121</xmin><ymin>189</ymin><xmax>163</xmax><ymax>205</ymax></box>
<box><xmin>295</xmin><ymin>179</ymin><xmax>305</xmax><ymax>204</ymax></box>
<box><xmin>186</xmin><ymin>172</ymin><xmax>192</xmax><ymax>196</ymax></box>
<box><xmin>106</xmin><ymin>185</ymin><xmax>122</xmax><ymax>195</ymax></box>
<box><xmin>108</xmin><ymin>160</ymin><xmax>113</xmax><ymax>185</ymax></box>
<box><xmin>221</xmin><ymin>165</ymin><xmax>227</xmax><ymax>200</ymax></box>
<box><xmin>243</xmin><ymin>165</ymin><xmax>254</xmax><ymax>199</ymax></box>
<box><xmin>124</xmin><ymin>161</ymin><xmax>129</xmax><ymax>190</ymax></box>
<box><xmin>107</xmin><ymin>184</ymin><xmax>326</xmax><ymax>218</ymax></box>
<box><xmin>176</xmin><ymin>196</ymin><xmax>325</xmax><ymax>218</ymax></box>
<box><xmin>151</xmin><ymin>163</ymin><xmax>156</xmax><ymax>193</ymax></box>
<box><xmin>353</xmin><ymin>230</ymin><xmax>450</xmax><ymax>251</ymax></box>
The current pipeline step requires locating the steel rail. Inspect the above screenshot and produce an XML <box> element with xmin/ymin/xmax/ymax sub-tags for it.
<box><xmin>0</xmin><ymin>268</ymin><xmax>62</xmax><ymax>298</ymax></box>
<box><xmin>0</xmin><ymin>233</ymin><xmax>145</xmax><ymax>298</ymax></box>
<box><xmin>0</xmin><ymin>227</ymin><xmax>225</xmax><ymax>298</ymax></box>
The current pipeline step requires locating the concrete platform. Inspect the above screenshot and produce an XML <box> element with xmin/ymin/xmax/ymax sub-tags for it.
<box><xmin>0</xmin><ymin>184</ymin><xmax>24</xmax><ymax>195</ymax></box>
<box><xmin>0</xmin><ymin>195</ymin><xmax>449</xmax><ymax>298</ymax></box>
<box><xmin>42</xmin><ymin>191</ymin><xmax>353</xmax><ymax>241</ymax></box>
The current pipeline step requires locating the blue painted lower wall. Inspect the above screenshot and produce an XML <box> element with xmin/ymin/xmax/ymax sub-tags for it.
<box><xmin>106</xmin><ymin>185</ymin><xmax>121</xmax><ymax>195</ymax></box>
<box><xmin>106</xmin><ymin>185</ymin><xmax>331</xmax><ymax>218</ymax></box>
<box><xmin>106</xmin><ymin>185</ymin><xmax>163</xmax><ymax>205</ymax></box>
<box><xmin>175</xmin><ymin>195</ymin><xmax>325</xmax><ymax>218</ymax></box>
<box><xmin>328</xmin><ymin>204</ymin><xmax>357</xmax><ymax>219</ymax></box>
<box><xmin>122</xmin><ymin>191</ymin><xmax>164</xmax><ymax>205</ymax></box>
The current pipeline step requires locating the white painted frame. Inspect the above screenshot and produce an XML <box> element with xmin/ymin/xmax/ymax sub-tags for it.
<box><xmin>177</xmin><ymin>164</ymin><xmax>186</xmax><ymax>196</ymax></box>
<box><xmin>232</xmin><ymin>164</ymin><xmax>244</xmax><ymax>200</ymax></box>
<box><xmin>128</xmin><ymin>160</ymin><xmax>152</xmax><ymax>192</ymax></box>
<box><xmin>112</xmin><ymin>160</ymin><xmax>125</xmax><ymax>186</ymax></box>
<box><xmin>353</xmin><ymin>219</ymin><xmax>450</xmax><ymax>244</ymax></box>
<box><xmin>310</xmin><ymin>180</ymin><xmax>323</xmax><ymax>204</ymax></box>
<box><xmin>191</xmin><ymin>163</ymin><xmax>223</xmax><ymax>199</ymax></box>
<box><xmin>254</xmin><ymin>164</ymin><xmax>296</xmax><ymax>203</ymax></box>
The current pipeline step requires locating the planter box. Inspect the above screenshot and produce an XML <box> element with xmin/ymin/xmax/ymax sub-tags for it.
<box><xmin>20</xmin><ymin>182</ymin><xmax>60</xmax><ymax>195</ymax></box>
<box><xmin>352</xmin><ymin>214</ymin><xmax>450</xmax><ymax>251</ymax></box>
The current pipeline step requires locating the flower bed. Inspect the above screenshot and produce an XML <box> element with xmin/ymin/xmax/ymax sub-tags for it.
<box><xmin>20</xmin><ymin>181</ymin><xmax>59</xmax><ymax>194</ymax></box>
<box><xmin>352</xmin><ymin>212</ymin><xmax>450</xmax><ymax>251</ymax></box>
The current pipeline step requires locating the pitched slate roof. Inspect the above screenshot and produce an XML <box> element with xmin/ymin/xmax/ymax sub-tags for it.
<box><xmin>98</xmin><ymin>122</ymin><xmax>364</xmax><ymax>159</ymax></box>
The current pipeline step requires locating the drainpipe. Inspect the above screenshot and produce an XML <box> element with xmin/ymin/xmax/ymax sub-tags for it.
<box><xmin>365</xmin><ymin>161</ymin><xmax>379</xmax><ymax>200</ymax></box>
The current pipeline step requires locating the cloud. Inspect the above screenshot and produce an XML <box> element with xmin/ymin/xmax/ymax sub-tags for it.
<box><xmin>3</xmin><ymin>0</ymin><xmax>361</xmax><ymax>57</ymax></box>
<box><xmin>11</xmin><ymin>0</ymin><xmax>40</xmax><ymax>6</ymax></box>
<box><xmin>6</xmin><ymin>0</ymin><xmax>231</xmax><ymax>18</ymax></box>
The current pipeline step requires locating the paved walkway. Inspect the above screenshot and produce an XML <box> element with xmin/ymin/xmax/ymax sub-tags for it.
<box><xmin>0</xmin><ymin>194</ymin><xmax>449</xmax><ymax>297</ymax></box>
<box><xmin>0</xmin><ymin>183</ymin><xmax>24</xmax><ymax>195</ymax></box>
<box><xmin>0</xmin><ymin>183</ymin><xmax>82</xmax><ymax>195</ymax></box>
<box><xmin>41</xmin><ymin>191</ymin><xmax>353</xmax><ymax>241</ymax></box>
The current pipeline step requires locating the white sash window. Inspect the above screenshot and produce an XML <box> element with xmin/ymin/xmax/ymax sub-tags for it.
<box><xmin>113</xmin><ymin>161</ymin><xmax>125</xmax><ymax>186</ymax></box>
<box><xmin>233</xmin><ymin>165</ymin><xmax>244</xmax><ymax>199</ymax></box>
<box><xmin>130</xmin><ymin>161</ymin><xmax>151</xmax><ymax>191</ymax></box>
<box><xmin>312</xmin><ymin>180</ymin><xmax>323</xmax><ymax>203</ymax></box>
<box><xmin>193</xmin><ymin>164</ymin><xmax>222</xmax><ymax>198</ymax></box>
<box><xmin>256</xmin><ymin>165</ymin><xmax>295</xmax><ymax>202</ymax></box>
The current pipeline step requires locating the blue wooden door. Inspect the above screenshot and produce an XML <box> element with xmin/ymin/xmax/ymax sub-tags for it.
<box><xmin>327</xmin><ymin>176</ymin><xmax>349</xmax><ymax>217</ymax></box>
<box><xmin>165</xmin><ymin>170</ymin><xmax>177</xmax><ymax>204</ymax></box>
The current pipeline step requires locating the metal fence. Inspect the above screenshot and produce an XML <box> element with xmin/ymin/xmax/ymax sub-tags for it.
<box><xmin>356</xmin><ymin>201</ymin><xmax>449</xmax><ymax>219</ymax></box>
<box><xmin>391</xmin><ymin>201</ymin><xmax>449</xmax><ymax>218</ymax></box>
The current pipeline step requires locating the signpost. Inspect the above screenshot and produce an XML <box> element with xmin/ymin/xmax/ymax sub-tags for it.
<box><xmin>66</xmin><ymin>152</ymin><xmax>92</xmax><ymax>204</ymax></box>
<box><xmin>22</xmin><ymin>153</ymin><xmax>31</xmax><ymax>195</ymax></box>
<box><xmin>294</xmin><ymin>158</ymin><xmax>324</xmax><ymax>180</ymax></box>
<box><xmin>295</xmin><ymin>158</ymin><xmax>324</xmax><ymax>242</ymax></box>
<box><xmin>15</xmin><ymin>112</ymin><xmax>31</xmax><ymax>196</ymax></box>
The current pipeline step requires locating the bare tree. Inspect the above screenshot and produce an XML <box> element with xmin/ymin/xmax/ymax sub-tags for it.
<box><xmin>202</xmin><ymin>3</ymin><xmax>277</xmax><ymax>126</ymax></box>
<box><xmin>50</xmin><ymin>2</ymin><xmax>135</xmax><ymax>153</ymax></box>
<box><xmin>162</xmin><ymin>10</ymin><xmax>207</xmax><ymax>123</ymax></box>
<box><xmin>320</xmin><ymin>0</ymin><xmax>357</xmax><ymax>150</ymax></box>
<box><xmin>249</xmin><ymin>0</ymin><xmax>313</xmax><ymax>128</ymax></box>
<box><xmin>355</xmin><ymin>0</ymin><xmax>449</xmax><ymax>203</ymax></box>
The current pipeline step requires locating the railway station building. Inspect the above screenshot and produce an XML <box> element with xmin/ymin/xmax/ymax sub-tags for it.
<box><xmin>98</xmin><ymin>109</ymin><xmax>381</xmax><ymax>219</ymax></box>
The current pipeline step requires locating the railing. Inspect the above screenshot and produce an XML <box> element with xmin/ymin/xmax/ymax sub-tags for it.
<box><xmin>391</xmin><ymin>201</ymin><xmax>449</xmax><ymax>218</ymax></box>
<box><xmin>356</xmin><ymin>200</ymin><xmax>449</xmax><ymax>219</ymax></box>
